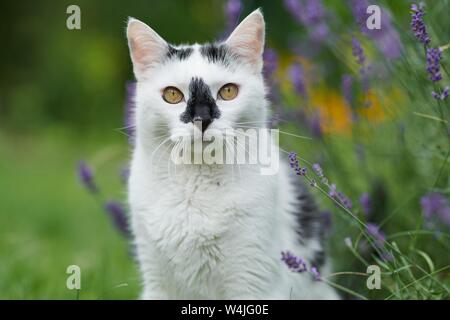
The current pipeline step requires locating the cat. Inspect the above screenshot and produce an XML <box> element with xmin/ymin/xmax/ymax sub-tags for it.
<box><xmin>126</xmin><ymin>8</ymin><xmax>338</xmax><ymax>299</ymax></box>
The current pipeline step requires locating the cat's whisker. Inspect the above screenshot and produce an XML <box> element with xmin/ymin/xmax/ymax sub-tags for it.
<box><xmin>155</xmin><ymin>140</ymin><xmax>174</xmax><ymax>178</ymax></box>
<box><xmin>115</xmin><ymin>124</ymin><xmax>136</xmax><ymax>131</ymax></box>
<box><xmin>233</xmin><ymin>126</ymin><xmax>312</xmax><ymax>141</ymax></box>
<box><xmin>114</xmin><ymin>128</ymin><xmax>133</xmax><ymax>139</ymax></box>
<box><xmin>150</xmin><ymin>136</ymin><xmax>172</xmax><ymax>165</ymax></box>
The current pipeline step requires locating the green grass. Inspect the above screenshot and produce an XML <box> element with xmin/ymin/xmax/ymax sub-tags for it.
<box><xmin>0</xmin><ymin>128</ymin><xmax>139</xmax><ymax>299</ymax></box>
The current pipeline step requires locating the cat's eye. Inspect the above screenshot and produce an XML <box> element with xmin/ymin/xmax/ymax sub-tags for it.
<box><xmin>218</xmin><ymin>83</ymin><xmax>239</xmax><ymax>101</ymax></box>
<box><xmin>162</xmin><ymin>87</ymin><xmax>184</xmax><ymax>104</ymax></box>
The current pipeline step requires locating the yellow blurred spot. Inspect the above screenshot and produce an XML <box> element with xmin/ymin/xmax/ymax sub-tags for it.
<box><xmin>311</xmin><ymin>89</ymin><xmax>353</xmax><ymax>135</ymax></box>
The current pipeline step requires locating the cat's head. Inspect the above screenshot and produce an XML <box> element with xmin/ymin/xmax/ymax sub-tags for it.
<box><xmin>126</xmin><ymin>9</ymin><xmax>267</xmax><ymax>145</ymax></box>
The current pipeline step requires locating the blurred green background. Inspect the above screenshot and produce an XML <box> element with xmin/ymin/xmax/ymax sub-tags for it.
<box><xmin>0</xmin><ymin>0</ymin><xmax>449</xmax><ymax>299</ymax></box>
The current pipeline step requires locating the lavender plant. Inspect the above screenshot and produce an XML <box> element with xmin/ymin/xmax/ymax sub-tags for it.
<box><xmin>278</xmin><ymin>1</ymin><xmax>449</xmax><ymax>299</ymax></box>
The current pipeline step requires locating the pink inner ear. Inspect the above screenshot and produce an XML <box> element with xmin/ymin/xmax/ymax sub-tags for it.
<box><xmin>225</xmin><ymin>10</ymin><xmax>265</xmax><ymax>70</ymax></box>
<box><xmin>127</xmin><ymin>19</ymin><xmax>168</xmax><ymax>78</ymax></box>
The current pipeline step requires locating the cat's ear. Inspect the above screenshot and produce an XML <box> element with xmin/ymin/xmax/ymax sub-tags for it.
<box><xmin>225</xmin><ymin>9</ymin><xmax>265</xmax><ymax>72</ymax></box>
<box><xmin>126</xmin><ymin>18</ymin><xmax>168</xmax><ymax>80</ymax></box>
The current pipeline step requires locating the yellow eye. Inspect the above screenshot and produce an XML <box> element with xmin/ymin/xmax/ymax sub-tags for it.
<box><xmin>162</xmin><ymin>87</ymin><xmax>184</xmax><ymax>104</ymax></box>
<box><xmin>218</xmin><ymin>83</ymin><xmax>238</xmax><ymax>101</ymax></box>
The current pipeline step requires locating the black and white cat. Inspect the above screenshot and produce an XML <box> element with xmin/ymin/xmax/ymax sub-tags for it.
<box><xmin>126</xmin><ymin>9</ymin><xmax>338</xmax><ymax>299</ymax></box>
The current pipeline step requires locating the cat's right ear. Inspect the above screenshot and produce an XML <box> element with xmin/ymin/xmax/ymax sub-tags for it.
<box><xmin>126</xmin><ymin>18</ymin><xmax>168</xmax><ymax>80</ymax></box>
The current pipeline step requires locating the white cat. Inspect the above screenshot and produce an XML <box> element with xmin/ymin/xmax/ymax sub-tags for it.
<box><xmin>126</xmin><ymin>9</ymin><xmax>338</xmax><ymax>299</ymax></box>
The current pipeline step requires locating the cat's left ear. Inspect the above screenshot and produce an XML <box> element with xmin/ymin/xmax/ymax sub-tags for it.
<box><xmin>126</xmin><ymin>17</ymin><xmax>168</xmax><ymax>81</ymax></box>
<box><xmin>225</xmin><ymin>8</ymin><xmax>265</xmax><ymax>72</ymax></box>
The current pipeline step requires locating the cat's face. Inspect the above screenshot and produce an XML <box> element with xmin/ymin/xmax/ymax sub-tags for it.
<box><xmin>127</xmin><ymin>9</ymin><xmax>267</xmax><ymax>145</ymax></box>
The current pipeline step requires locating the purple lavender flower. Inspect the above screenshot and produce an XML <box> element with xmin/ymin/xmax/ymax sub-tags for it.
<box><xmin>438</xmin><ymin>206</ymin><xmax>450</xmax><ymax>228</ymax></box>
<box><xmin>288</xmin><ymin>152</ymin><xmax>307</xmax><ymax>176</ymax></box>
<box><xmin>420</xmin><ymin>192</ymin><xmax>447</xmax><ymax>219</ymax></box>
<box><xmin>288</xmin><ymin>63</ymin><xmax>306</xmax><ymax>96</ymax></box>
<box><xmin>310</xmin><ymin>266</ymin><xmax>321</xmax><ymax>281</ymax></box>
<box><xmin>352</xmin><ymin>37</ymin><xmax>366</xmax><ymax>66</ymax></box>
<box><xmin>349</xmin><ymin>0</ymin><xmax>402</xmax><ymax>59</ymax></box>
<box><xmin>284</xmin><ymin>0</ymin><xmax>329</xmax><ymax>42</ymax></box>
<box><xmin>351</xmin><ymin>37</ymin><xmax>370</xmax><ymax>94</ymax></box>
<box><xmin>421</xmin><ymin>192</ymin><xmax>450</xmax><ymax>228</ymax></box>
<box><xmin>432</xmin><ymin>86</ymin><xmax>450</xmax><ymax>100</ymax></box>
<box><xmin>283</xmin><ymin>0</ymin><xmax>303</xmax><ymax>23</ymax></box>
<box><xmin>104</xmin><ymin>201</ymin><xmax>130</xmax><ymax>237</ymax></box>
<box><xmin>78</xmin><ymin>161</ymin><xmax>97</xmax><ymax>193</ymax></box>
<box><xmin>302</xmin><ymin>0</ymin><xmax>325</xmax><ymax>24</ymax></box>
<box><xmin>281</xmin><ymin>251</ymin><xmax>307</xmax><ymax>272</ymax></box>
<box><xmin>312</xmin><ymin>163</ymin><xmax>324</xmax><ymax>178</ymax></box>
<box><xmin>224</xmin><ymin>0</ymin><xmax>242</xmax><ymax>33</ymax></box>
<box><xmin>328</xmin><ymin>184</ymin><xmax>353</xmax><ymax>210</ymax></box>
<box><xmin>411</xmin><ymin>3</ymin><xmax>430</xmax><ymax>45</ymax></box>
<box><xmin>366</xmin><ymin>222</ymin><xmax>386</xmax><ymax>248</ymax></box>
<box><xmin>308</xmin><ymin>113</ymin><xmax>322</xmax><ymax>138</ymax></box>
<box><xmin>342</xmin><ymin>74</ymin><xmax>354</xmax><ymax>106</ymax></box>
<box><xmin>360</xmin><ymin>192</ymin><xmax>372</xmax><ymax>216</ymax></box>
<box><xmin>124</xmin><ymin>81</ymin><xmax>136</xmax><ymax>145</ymax></box>
<box><xmin>328</xmin><ymin>183</ymin><xmax>337</xmax><ymax>198</ymax></box>
<box><xmin>337</xmin><ymin>191</ymin><xmax>353</xmax><ymax>210</ymax></box>
<box><xmin>263</xmin><ymin>48</ymin><xmax>279</xmax><ymax>80</ymax></box>
<box><xmin>426</xmin><ymin>48</ymin><xmax>443</xmax><ymax>82</ymax></box>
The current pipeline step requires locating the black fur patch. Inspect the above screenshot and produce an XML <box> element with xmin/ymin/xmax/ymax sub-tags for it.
<box><xmin>180</xmin><ymin>77</ymin><xmax>221</xmax><ymax>130</ymax></box>
<box><xmin>200</xmin><ymin>43</ymin><xmax>231</xmax><ymax>65</ymax></box>
<box><xmin>167</xmin><ymin>45</ymin><xmax>193</xmax><ymax>61</ymax></box>
<box><xmin>292</xmin><ymin>179</ymin><xmax>327</xmax><ymax>269</ymax></box>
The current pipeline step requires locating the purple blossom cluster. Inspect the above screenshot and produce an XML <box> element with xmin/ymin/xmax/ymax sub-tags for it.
<box><xmin>78</xmin><ymin>161</ymin><xmax>97</xmax><ymax>193</ymax></box>
<box><xmin>288</xmin><ymin>152</ymin><xmax>307</xmax><ymax>176</ymax></box>
<box><xmin>352</xmin><ymin>37</ymin><xmax>366</xmax><ymax>66</ymax></box>
<box><xmin>342</xmin><ymin>74</ymin><xmax>354</xmax><ymax>107</ymax></box>
<box><xmin>224</xmin><ymin>0</ymin><xmax>242</xmax><ymax>35</ymax></box>
<box><xmin>421</xmin><ymin>192</ymin><xmax>450</xmax><ymax>229</ymax></box>
<box><xmin>281</xmin><ymin>251</ymin><xmax>321</xmax><ymax>280</ymax></box>
<box><xmin>426</xmin><ymin>48</ymin><xmax>443</xmax><ymax>82</ymax></box>
<box><xmin>288</xmin><ymin>63</ymin><xmax>306</xmax><ymax>96</ymax></box>
<box><xmin>77</xmin><ymin>161</ymin><xmax>130</xmax><ymax>237</ymax></box>
<box><xmin>366</xmin><ymin>223</ymin><xmax>386</xmax><ymax>248</ymax></box>
<box><xmin>283</xmin><ymin>0</ymin><xmax>329</xmax><ymax>42</ymax></box>
<box><xmin>410</xmin><ymin>4</ymin><xmax>448</xmax><ymax>100</ymax></box>
<box><xmin>351</xmin><ymin>37</ymin><xmax>370</xmax><ymax>95</ymax></box>
<box><xmin>349</xmin><ymin>0</ymin><xmax>402</xmax><ymax>59</ymax></box>
<box><xmin>366</xmin><ymin>223</ymin><xmax>394</xmax><ymax>261</ymax></box>
<box><xmin>104</xmin><ymin>201</ymin><xmax>129</xmax><ymax>236</ymax></box>
<box><xmin>432</xmin><ymin>86</ymin><xmax>450</xmax><ymax>101</ymax></box>
<box><xmin>263</xmin><ymin>48</ymin><xmax>279</xmax><ymax>81</ymax></box>
<box><xmin>329</xmin><ymin>183</ymin><xmax>353</xmax><ymax>210</ymax></box>
<box><xmin>411</xmin><ymin>3</ymin><xmax>430</xmax><ymax>46</ymax></box>
<box><xmin>360</xmin><ymin>192</ymin><xmax>372</xmax><ymax>216</ymax></box>
<box><xmin>312</xmin><ymin>163</ymin><xmax>353</xmax><ymax>210</ymax></box>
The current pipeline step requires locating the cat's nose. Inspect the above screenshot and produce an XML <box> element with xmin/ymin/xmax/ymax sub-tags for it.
<box><xmin>193</xmin><ymin>116</ymin><xmax>212</xmax><ymax>133</ymax></box>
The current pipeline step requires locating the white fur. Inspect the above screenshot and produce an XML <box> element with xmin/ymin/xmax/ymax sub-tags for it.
<box><xmin>127</xmin><ymin>10</ymin><xmax>338</xmax><ymax>300</ymax></box>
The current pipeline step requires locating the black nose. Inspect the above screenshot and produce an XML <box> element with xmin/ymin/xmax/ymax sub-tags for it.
<box><xmin>179</xmin><ymin>77</ymin><xmax>221</xmax><ymax>129</ymax></box>
<box><xmin>200</xmin><ymin>119</ymin><xmax>212</xmax><ymax>132</ymax></box>
<box><xmin>193</xmin><ymin>116</ymin><xmax>212</xmax><ymax>133</ymax></box>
